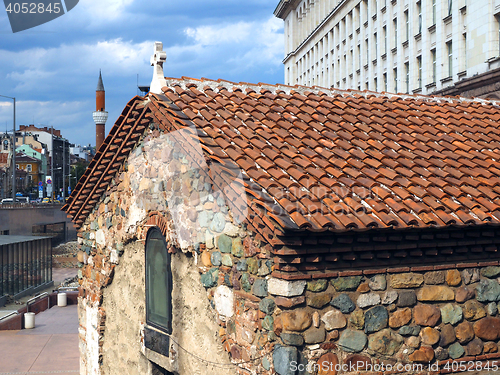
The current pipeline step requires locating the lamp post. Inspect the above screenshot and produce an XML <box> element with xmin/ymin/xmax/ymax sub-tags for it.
<box><xmin>0</xmin><ymin>95</ymin><xmax>15</xmax><ymax>201</ymax></box>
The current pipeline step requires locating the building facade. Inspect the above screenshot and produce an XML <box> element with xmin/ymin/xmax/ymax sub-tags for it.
<box><xmin>275</xmin><ymin>0</ymin><xmax>500</xmax><ymax>98</ymax></box>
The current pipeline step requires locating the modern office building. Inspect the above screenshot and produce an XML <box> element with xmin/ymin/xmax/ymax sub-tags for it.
<box><xmin>275</xmin><ymin>0</ymin><xmax>500</xmax><ymax>98</ymax></box>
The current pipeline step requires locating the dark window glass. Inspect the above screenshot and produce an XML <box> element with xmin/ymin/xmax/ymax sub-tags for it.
<box><xmin>146</xmin><ymin>228</ymin><xmax>172</xmax><ymax>332</ymax></box>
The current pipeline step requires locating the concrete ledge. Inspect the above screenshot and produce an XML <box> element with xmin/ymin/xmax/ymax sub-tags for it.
<box><xmin>13</xmin><ymin>281</ymin><xmax>54</xmax><ymax>300</ymax></box>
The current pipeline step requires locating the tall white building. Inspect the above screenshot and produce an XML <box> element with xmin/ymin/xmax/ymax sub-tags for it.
<box><xmin>275</xmin><ymin>0</ymin><xmax>500</xmax><ymax>98</ymax></box>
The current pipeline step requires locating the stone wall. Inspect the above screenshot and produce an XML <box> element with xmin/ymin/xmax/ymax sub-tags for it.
<box><xmin>75</xmin><ymin>124</ymin><xmax>500</xmax><ymax>375</ymax></box>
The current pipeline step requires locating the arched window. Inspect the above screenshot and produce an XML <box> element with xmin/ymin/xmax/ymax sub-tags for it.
<box><xmin>145</xmin><ymin>228</ymin><xmax>172</xmax><ymax>333</ymax></box>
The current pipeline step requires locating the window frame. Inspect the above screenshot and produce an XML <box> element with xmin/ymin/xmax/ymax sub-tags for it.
<box><xmin>145</xmin><ymin>227</ymin><xmax>173</xmax><ymax>334</ymax></box>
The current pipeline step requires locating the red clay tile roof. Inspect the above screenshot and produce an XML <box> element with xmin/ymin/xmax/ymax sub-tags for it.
<box><xmin>64</xmin><ymin>77</ymin><xmax>500</xmax><ymax>244</ymax></box>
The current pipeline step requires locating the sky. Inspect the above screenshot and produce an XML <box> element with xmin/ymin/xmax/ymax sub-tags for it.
<box><xmin>0</xmin><ymin>0</ymin><xmax>285</xmax><ymax>147</ymax></box>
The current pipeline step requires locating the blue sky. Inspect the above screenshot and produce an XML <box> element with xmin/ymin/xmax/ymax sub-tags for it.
<box><xmin>0</xmin><ymin>0</ymin><xmax>284</xmax><ymax>147</ymax></box>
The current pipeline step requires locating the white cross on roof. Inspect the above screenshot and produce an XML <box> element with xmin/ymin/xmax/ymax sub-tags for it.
<box><xmin>150</xmin><ymin>42</ymin><xmax>167</xmax><ymax>95</ymax></box>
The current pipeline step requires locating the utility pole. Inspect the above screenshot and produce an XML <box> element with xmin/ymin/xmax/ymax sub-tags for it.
<box><xmin>0</xmin><ymin>95</ymin><xmax>15</xmax><ymax>201</ymax></box>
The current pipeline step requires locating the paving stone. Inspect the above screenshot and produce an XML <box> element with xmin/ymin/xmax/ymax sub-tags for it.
<box><xmin>252</xmin><ymin>279</ymin><xmax>268</xmax><ymax>297</ymax></box>
<box><xmin>259</xmin><ymin>298</ymin><xmax>276</xmax><ymax>315</ymax></box>
<box><xmin>369</xmin><ymin>274</ymin><xmax>387</xmax><ymax>291</ymax></box>
<box><xmin>446</xmin><ymin>269</ymin><xmax>462</xmax><ymax>286</ymax></box>
<box><xmin>424</xmin><ymin>271</ymin><xmax>445</xmax><ymax>285</ymax></box>
<box><xmin>420</xmin><ymin>327</ymin><xmax>440</xmax><ymax>345</ymax></box>
<box><xmin>455</xmin><ymin>286</ymin><xmax>475</xmax><ymax>303</ymax></box>
<box><xmin>268</xmin><ymin>279</ymin><xmax>306</xmax><ymax>297</ymax></box>
<box><xmin>466</xmin><ymin>338</ymin><xmax>484</xmax><ymax>356</ymax></box>
<box><xmin>417</xmin><ymin>286</ymin><xmax>454</xmax><ymax>301</ymax></box>
<box><xmin>307</xmin><ymin>279</ymin><xmax>328</xmax><ymax>292</ymax></box>
<box><xmin>338</xmin><ymin>329</ymin><xmax>367</xmax><ymax>353</ymax></box>
<box><xmin>481</xmin><ymin>266</ymin><xmax>500</xmax><ymax>278</ymax></box>
<box><xmin>273</xmin><ymin>345</ymin><xmax>297</xmax><ymax>375</ymax></box>
<box><xmin>390</xmin><ymin>273</ymin><xmax>424</xmax><ymax>289</ymax></box>
<box><xmin>396</xmin><ymin>290</ymin><xmax>416</xmax><ymax>307</ymax></box>
<box><xmin>414</xmin><ymin>304</ymin><xmax>441</xmax><ymax>326</ymax></box>
<box><xmin>476</xmin><ymin>279</ymin><xmax>500</xmax><ymax>302</ymax></box>
<box><xmin>440</xmin><ymin>303</ymin><xmax>463</xmax><ymax>325</ymax></box>
<box><xmin>382</xmin><ymin>290</ymin><xmax>399</xmax><ymax>305</ymax></box>
<box><xmin>321</xmin><ymin>309</ymin><xmax>347</xmax><ymax>331</ymax></box>
<box><xmin>487</xmin><ymin>302</ymin><xmax>498</xmax><ymax>316</ymax></box>
<box><xmin>357</xmin><ymin>293</ymin><xmax>381</xmax><ymax>309</ymax></box>
<box><xmin>307</xmin><ymin>293</ymin><xmax>331</xmax><ymax>309</ymax></box>
<box><xmin>349</xmin><ymin>310</ymin><xmax>365</xmax><ymax>330</ymax></box>
<box><xmin>408</xmin><ymin>346</ymin><xmax>434</xmax><ymax>362</ymax></box>
<box><xmin>398</xmin><ymin>325</ymin><xmax>421</xmax><ymax>336</ymax></box>
<box><xmin>448</xmin><ymin>342</ymin><xmax>465</xmax><ymax>359</ymax></box>
<box><xmin>473</xmin><ymin>317</ymin><xmax>500</xmax><ymax>341</ymax></box>
<box><xmin>331</xmin><ymin>276</ymin><xmax>363</xmax><ymax>291</ymax></box>
<box><xmin>316</xmin><ymin>353</ymin><xmax>338</xmax><ymax>375</ymax></box>
<box><xmin>210</xmin><ymin>251</ymin><xmax>222</xmax><ymax>266</ymax></box>
<box><xmin>331</xmin><ymin>293</ymin><xmax>355</xmax><ymax>313</ymax></box>
<box><xmin>282</xmin><ymin>310</ymin><xmax>312</xmax><ymax>332</ymax></box>
<box><xmin>439</xmin><ymin>324</ymin><xmax>456</xmax><ymax>347</ymax></box>
<box><xmin>455</xmin><ymin>321</ymin><xmax>474</xmax><ymax>344</ymax></box>
<box><xmin>389</xmin><ymin>307</ymin><xmax>412</xmax><ymax>329</ymax></box>
<box><xmin>368</xmin><ymin>328</ymin><xmax>403</xmax><ymax>356</ymax></box>
<box><xmin>463</xmin><ymin>300</ymin><xmax>486</xmax><ymax>321</ymax></box>
<box><xmin>281</xmin><ymin>333</ymin><xmax>304</xmax><ymax>347</ymax></box>
<box><xmin>364</xmin><ymin>305</ymin><xmax>388</xmax><ymax>333</ymax></box>
<box><xmin>462</xmin><ymin>268</ymin><xmax>480</xmax><ymax>285</ymax></box>
<box><xmin>303</xmin><ymin>327</ymin><xmax>326</xmax><ymax>344</ymax></box>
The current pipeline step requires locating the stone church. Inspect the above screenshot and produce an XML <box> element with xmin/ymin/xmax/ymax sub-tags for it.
<box><xmin>65</xmin><ymin>42</ymin><xmax>500</xmax><ymax>375</ymax></box>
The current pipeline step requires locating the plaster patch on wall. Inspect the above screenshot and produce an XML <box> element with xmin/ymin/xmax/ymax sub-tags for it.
<box><xmin>214</xmin><ymin>285</ymin><xmax>234</xmax><ymax>318</ymax></box>
<box><xmin>85</xmin><ymin>303</ymin><xmax>101</xmax><ymax>375</ymax></box>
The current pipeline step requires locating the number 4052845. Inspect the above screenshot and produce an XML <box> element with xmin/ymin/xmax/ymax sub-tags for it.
<box><xmin>5</xmin><ymin>2</ymin><xmax>61</xmax><ymax>14</ymax></box>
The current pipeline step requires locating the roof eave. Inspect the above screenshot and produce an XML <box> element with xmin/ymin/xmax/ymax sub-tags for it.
<box><xmin>274</xmin><ymin>0</ymin><xmax>300</xmax><ymax>19</ymax></box>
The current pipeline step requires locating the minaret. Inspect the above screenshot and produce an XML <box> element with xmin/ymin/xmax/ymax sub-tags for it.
<box><xmin>93</xmin><ymin>70</ymin><xmax>108</xmax><ymax>150</ymax></box>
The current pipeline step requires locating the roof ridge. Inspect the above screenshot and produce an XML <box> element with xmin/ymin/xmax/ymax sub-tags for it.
<box><xmin>162</xmin><ymin>76</ymin><xmax>500</xmax><ymax>107</ymax></box>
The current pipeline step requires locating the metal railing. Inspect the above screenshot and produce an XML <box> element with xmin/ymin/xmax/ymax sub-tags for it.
<box><xmin>0</xmin><ymin>311</ymin><xmax>19</xmax><ymax>322</ymax></box>
<box><xmin>26</xmin><ymin>292</ymin><xmax>49</xmax><ymax>312</ymax></box>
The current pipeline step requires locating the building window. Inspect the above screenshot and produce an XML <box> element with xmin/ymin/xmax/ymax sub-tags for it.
<box><xmin>404</xmin><ymin>10</ymin><xmax>409</xmax><ymax>42</ymax></box>
<box><xmin>448</xmin><ymin>0</ymin><xmax>452</xmax><ymax>16</ymax></box>
<box><xmin>394</xmin><ymin>68</ymin><xmax>398</xmax><ymax>92</ymax></box>
<box><xmin>146</xmin><ymin>228</ymin><xmax>172</xmax><ymax>333</ymax></box>
<box><xmin>417</xmin><ymin>1</ymin><xmax>422</xmax><ymax>34</ymax></box>
<box><xmin>374</xmin><ymin>77</ymin><xmax>377</xmax><ymax>90</ymax></box>
<box><xmin>366</xmin><ymin>39</ymin><xmax>370</xmax><ymax>65</ymax></box>
<box><xmin>3</xmin><ymin>140</ymin><xmax>8</xmax><ymax>151</ymax></box>
<box><xmin>432</xmin><ymin>49</ymin><xmax>437</xmax><ymax>82</ymax></box>
<box><xmin>417</xmin><ymin>56</ymin><xmax>422</xmax><ymax>88</ymax></box>
<box><xmin>405</xmin><ymin>62</ymin><xmax>409</xmax><ymax>93</ymax></box>
<box><xmin>447</xmin><ymin>41</ymin><xmax>453</xmax><ymax>77</ymax></box>
<box><xmin>393</xmin><ymin>18</ymin><xmax>398</xmax><ymax>48</ymax></box>
<box><xmin>27</xmin><ymin>164</ymin><xmax>32</xmax><ymax>172</ymax></box>
<box><xmin>383</xmin><ymin>26</ymin><xmax>387</xmax><ymax>54</ymax></box>
<box><xmin>383</xmin><ymin>73</ymin><xmax>387</xmax><ymax>91</ymax></box>
<box><xmin>432</xmin><ymin>0</ymin><xmax>437</xmax><ymax>25</ymax></box>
